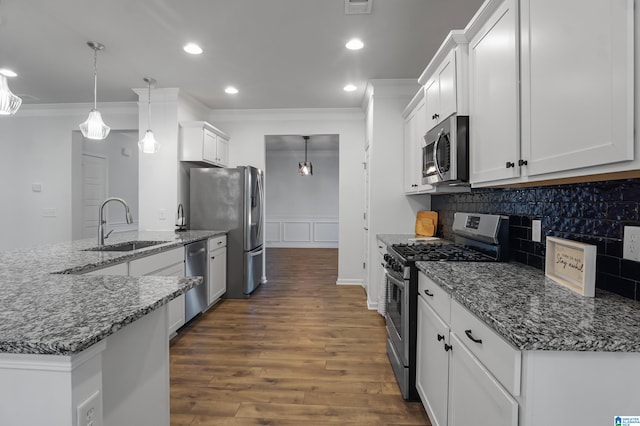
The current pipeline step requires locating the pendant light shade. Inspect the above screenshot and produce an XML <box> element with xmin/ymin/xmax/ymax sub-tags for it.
<box><xmin>0</xmin><ymin>73</ymin><xmax>22</xmax><ymax>116</ymax></box>
<box><xmin>80</xmin><ymin>41</ymin><xmax>110</xmax><ymax>140</ymax></box>
<box><xmin>298</xmin><ymin>136</ymin><xmax>313</xmax><ymax>176</ymax></box>
<box><xmin>138</xmin><ymin>77</ymin><xmax>160</xmax><ymax>154</ymax></box>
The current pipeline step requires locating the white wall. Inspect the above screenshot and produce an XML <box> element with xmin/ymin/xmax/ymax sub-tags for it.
<box><xmin>132</xmin><ymin>88</ymin><xmax>209</xmax><ymax>231</ymax></box>
<box><xmin>209</xmin><ymin>108</ymin><xmax>365</xmax><ymax>285</ymax></box>
<box><xmin>265</xmin><ymin>148</ymin><xmax>339</xmax><ymax>248</ymax></box>
<box><xmin>0</xmin><ymin>103</ymin><xmax>137</xmax><ymax>249</ymax></box>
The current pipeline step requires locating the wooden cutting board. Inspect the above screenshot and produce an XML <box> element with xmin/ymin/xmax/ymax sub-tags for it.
<box><xmin>415</xmin><ymin>211</ymin><xmax>438</xmax><ymax>237</ymax></box>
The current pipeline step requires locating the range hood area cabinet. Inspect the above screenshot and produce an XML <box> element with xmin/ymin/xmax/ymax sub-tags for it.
<box><xmin>180</xmin><ymin>121</ymin><xmax>230</xmax><ymax>167</ymax></box>
<box><xmin>467</xmin><ymin>0</ymin><xmax>634</xmax><ymax>187</ymax></box>
<box><xmin>402</xmin><ymin>31</ymin><xmax>471</xmax><ymax>196</ymax></box>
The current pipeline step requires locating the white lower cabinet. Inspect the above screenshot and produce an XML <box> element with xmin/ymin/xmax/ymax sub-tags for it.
<box><xmin>207</xmin><ymin>235</ymin><xmax>227</xmax><ymax>305</ymax></box>
<box><xmin>448</xmin><ymin>332</ymin><xmax>518</xmax><ymax>426</ymax></box>
<box><xmin>129</xmin><ymin>247</ymin><xmax>186</xmax><ymax>338</ymax></box>
<box><xmin>417</xmin><ymin>271</ymin><xmax>518</xmax><ymax>426</ymax></box>
<box><xmin>416</xmin><ymin>295</ymin><xmax>450</xmax><ymax>426</ymax></box>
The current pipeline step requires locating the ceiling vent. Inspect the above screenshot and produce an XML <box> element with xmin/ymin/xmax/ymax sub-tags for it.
<box><xmin>345</xmin><ymin>0</ymin><xmax>372</xmax><ymax>15</ymax></box>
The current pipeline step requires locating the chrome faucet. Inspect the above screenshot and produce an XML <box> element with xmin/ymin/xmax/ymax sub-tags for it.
<box><xmin>98</xmin><ymin>197</ymin><xmax>133</xmax><ymax>246</ymax></box>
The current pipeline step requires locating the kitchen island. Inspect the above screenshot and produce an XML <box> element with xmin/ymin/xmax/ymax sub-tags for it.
<box><xmin>0</xmin><ymin>230</ymin><xmax>225</xmax><ymax>426</ymax></box>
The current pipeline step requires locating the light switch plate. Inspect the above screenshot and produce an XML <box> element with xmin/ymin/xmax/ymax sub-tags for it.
<box><xmin>532</xmin><ymin>220</ymin><xmax>542</xmax><ymax>243</ymax></box>
<box><xmin>623</xmin><ymin>226</ymin><xmax>640</xmax><ymax>262</ymax></box>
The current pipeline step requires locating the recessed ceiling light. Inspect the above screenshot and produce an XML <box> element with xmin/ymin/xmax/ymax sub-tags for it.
<box><xmin>0</xmin><ymin>69</ymin><xmax>18</xmax><ymax>77</ymax></box>
<box><xmin>225</xmin><ymin>86</ymin><xmax>239</xmax><ymax>95</ymax></box>
<box><xmin>183</xmin><ymin>43</ymin><xmax>203</xmax><ymax>55</ymax></box>
<box><xmin>345</xmin><ymin>38</ymin><xmax>364</xmax><ymax>50</ymax></box>
<box><xmin>343</xmin><ymin>84</ymin><xmax>357</xmax><ymax>92</ymax></box>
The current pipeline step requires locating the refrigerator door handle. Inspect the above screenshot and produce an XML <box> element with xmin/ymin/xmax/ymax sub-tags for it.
<box><xmin>255</xmin><ymin>173</ymin><xmax>264</xmax><ymax>244</ymax></box>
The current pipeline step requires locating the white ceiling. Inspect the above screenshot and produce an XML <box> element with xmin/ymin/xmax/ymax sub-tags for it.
<box><xmin>0</xmin><ymin>0</ymin><xmax>485</xmax><ymax>110</ymax></box>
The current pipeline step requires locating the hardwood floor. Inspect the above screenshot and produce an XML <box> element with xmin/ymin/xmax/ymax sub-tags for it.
<box><xmin>170</xmin><ymin>248</ymin><xmax>430</xmax><ymax>425</ymax></box>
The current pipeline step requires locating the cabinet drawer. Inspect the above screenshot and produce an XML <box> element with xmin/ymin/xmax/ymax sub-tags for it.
<box><xmin>129</xmin><ymin>247</ymin><xmax>184</xmax><ymax>276</ymax></box>
<box><xmin>418</xmin><ymin>272</ymin><xmax>451</xmax><ymax>323</ymax></box>
<box><xmin>450</xmin><ymin>299</ymin><xmax>521</xmax><ymax>396</ymax></box>
<box><xmin>208</xmin><ymin>235</ymin><xmax>227</xmax><ymax>250</ymax></box>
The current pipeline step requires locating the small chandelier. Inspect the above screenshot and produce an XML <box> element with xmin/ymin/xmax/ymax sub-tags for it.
<box><xmin>138</xmin><ymin>77</ymin><xmax>160</xmax><ymax>154</ymax></box>
<box><xmin>79</xmin><ymin>41</ymin><xmax>110</xmax><ymax>140</ymax></box>
<box><xmin>0</xmin><ymin>69</ymin><xmax>22</xmax><ymax>116</ymax></box>
<box><xmin>298</xmin><ymin>135</ymin><xmax>313</xmax><ymax>176</ymax></box>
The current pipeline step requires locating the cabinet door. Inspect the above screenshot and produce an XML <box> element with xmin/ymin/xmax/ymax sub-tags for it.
<box><xmin>417</xmin><ymin>296</ymin><xmax>450</xmax><ymax>426</ymax></box>
<box><xmin>448</xmin><ymin>333</ymin><xmax>518</xmax><ymax>426</ymax></box>
<box><xmin>404</xmin><ymin>100</ymin><xmax>425</xmax><ymax>193</ymax></box>
<box><xmin>216</xmin><ymin>137</ymin><xmax>229</xmax><ymax>167</ymax></box>
<box><xmin>469</xmin><ymin>0</ymin><xmax>520</xmax><ymax>184</ymax></box>
<box><xmin>520</xmin><ymin>0</ymin><xmax>633</xmax><ymax>177</ymax></box>
<box><xmin>425</xmin><ymin>78</ymin><xmax>440</xmax><ymax>129</ymax></box>
<box><xmin>208</xmin><ymin>247</ymin><xmax>227</xmax><ymax>304</ymax></box>
<box><xmin>202</xmin><ymin>128</ymin><xmax>217</xmax><ymax>164</ymax></box>
<box><xmin>437</xmin><ymin>50</ymin><xmax>457</xmax><ymax>121</ymax></box>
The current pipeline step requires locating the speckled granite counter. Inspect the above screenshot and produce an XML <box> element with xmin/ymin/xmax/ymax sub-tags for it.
<box><xmin>416</xmin><ymin>261</ymin><xmax>640</xmax><ymax>352</ymax></box>
<box><xmin>0</xmin><ymin>230</ymin><xmax>226</xmax><ymax>355</ymax></box>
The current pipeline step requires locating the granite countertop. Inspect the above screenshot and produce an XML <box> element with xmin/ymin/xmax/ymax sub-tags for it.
<box><xmin>0</xmin><ymin>230</ymin><xmax>226</xmax><ymax>355</ymax></box>
<box><xmin>416</xmin><ymin>261</ymin><xmax>640</xmax><ymax>352</ymax></box>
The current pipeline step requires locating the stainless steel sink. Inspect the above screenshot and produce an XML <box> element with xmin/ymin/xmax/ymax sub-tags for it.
<box><xmin>84</xmin><ymin>240</ymin><xmax>169</xmax><ymax>252</ymax></box>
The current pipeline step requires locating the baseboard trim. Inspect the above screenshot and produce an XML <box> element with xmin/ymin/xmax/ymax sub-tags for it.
<box><xmin>367</xmin><ymin>300</ymin><xmax>378</xmax><ymax>310</ymax></box>
<box><xmin>336</xmin><ymin>278</ymin><xmax>364</xmax><ymax>286</ymax></box>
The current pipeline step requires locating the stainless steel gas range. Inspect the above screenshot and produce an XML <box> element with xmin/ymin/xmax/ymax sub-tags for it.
<box><xmin>383</xmin><ymin>212</ymin><xmax>510</xmax><ymax>400</ymax></box>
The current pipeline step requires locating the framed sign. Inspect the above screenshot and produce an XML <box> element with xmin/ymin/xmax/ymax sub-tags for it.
<box><xmin>545</xmin><ymin>236</ymin><xmax>596</xmax><ymax>297</ymax></box>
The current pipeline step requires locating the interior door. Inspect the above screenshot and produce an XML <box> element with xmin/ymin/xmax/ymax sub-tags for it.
<box><xmin>82</xmin><ymin>153</ymin><xmax>107</xmax><ymax>238</ymax></box>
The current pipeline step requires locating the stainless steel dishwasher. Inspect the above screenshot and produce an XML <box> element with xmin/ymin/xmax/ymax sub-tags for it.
<box><xmin>184</xmin><ymin>240</ymin><xmax>208</xmax><ymax>323</ymax></box>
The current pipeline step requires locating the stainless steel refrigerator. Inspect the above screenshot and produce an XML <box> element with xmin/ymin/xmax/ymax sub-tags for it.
<box><xmin>190</xmin><ymin>166</ymin><xmax>264</xmax><ymax>298</ymax></box>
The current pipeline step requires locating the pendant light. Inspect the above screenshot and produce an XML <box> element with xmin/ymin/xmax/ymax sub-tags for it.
<box><xmin>138</xmin><ymin>77</ymin><xmax>160</xmax><ymax>154</ymax></box>
<box><xmin>298</xmin><ymin>136</ymin><xmax>313</xmax><ymax>176</ymax></box>
<box><xmin>0</xmin><ymin>69</ymin><xmax>22</xmax><ymax>116</ymax></box>
<box><xmin>79</xmin><ymin>41</ymin><xmax>110</xmax><ymax>140</ymax></box>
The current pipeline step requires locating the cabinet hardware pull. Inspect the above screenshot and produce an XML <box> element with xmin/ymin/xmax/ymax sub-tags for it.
<box><xmin>518</xmin><ymin>159</ymin><xmax>528</xmax><ymax>166</ymax></box>
<box><xmin>444</xmin><ymin>343</ymin><xmax>452</xmax><ymax>352</ymax></box>
<box><xmin>434</xmin><ymin>113</ymin><xmax>439</xmax><ymax>119</ymax></box>
<box><xmin>424</xmin><ymin>289</ymin><xmax>434</xmax><ymax>297</ymax></box>
<box><xmin>437</xmin><ymin>334</ymin><xmax>445</xmax><ymax>341</ymax></box>
<box><xmin>211</xmin><ymin>256</ymin><xmax>215</xmax><ymax>260</ymax></box>
<box><xmin>505</xmin><ymin>161</ymin><xmax>515</xmax><ymax>168</ymax></box>
<box><xmin>465</xmin><ymin>329</ymin><xmax>483</xmax><ymax>344</ymax></box>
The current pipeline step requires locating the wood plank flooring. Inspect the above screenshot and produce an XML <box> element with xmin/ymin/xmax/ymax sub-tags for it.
<box><xmin>170</xmin><ymin>248</ymin><xmax>430</xmax><ymax>425</ymax></box>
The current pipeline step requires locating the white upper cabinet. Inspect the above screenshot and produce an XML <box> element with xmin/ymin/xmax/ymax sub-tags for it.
<box><xmin>424</xmin><ymin>50</ymin><xmax>458</xmax><ymax>128</ymax></box>
<box><xmin>180</xmin><ymin>121</ymin><xmax>230</xmax><ymax>167</ymax></box>
<box><xmin>468</xmin><ymin>0</ymin><xmax>521</xmax><ymax>184</ymax></box>
<box><xmin>467</xmin><ymin>0</ymin><xmax>634</xmax><ymax>187</ymax></box>
<box><xmin>520</xmin><ymin>0</ymin><xmax>634</xmax><ymax>177</ymax></box>
<box><xmin>403</xmin><ymin>90</ymin><xmax>426</xmax><ymax>193</ymax></box>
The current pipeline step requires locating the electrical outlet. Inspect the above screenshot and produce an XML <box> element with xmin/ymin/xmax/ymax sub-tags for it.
<box><xmin>41</xmin><ymin>208</ymin><xmax>56</xmax><ymax>217</ymax></box>
<box><xmin>532</xmin><ymin>220</ymin><xmax>542</xmax><ymax>243</ymax></box>
<box><xmin>159</xmin><ymin>208</ymin><xmax>167</xmax><ymax>221</ymax></box>
<box><xmin>32</xmin><ymin>183</ymin><xmax>42</xmax><ymax>192</ymax></box>
<box><xmin>77</xmin><ymin>390</ymin><xmax>102</xmax><ymax>426</ymax></box>
<box><xmin>624</xmin><ymin>226</ymin><xmax>640</xmax><ymax>262</ymax></box>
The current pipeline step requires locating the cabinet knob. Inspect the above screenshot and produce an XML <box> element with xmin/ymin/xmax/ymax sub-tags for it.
<box><xmin>437</xmin><ymin>334</ymin><xmax>445</xmax><ymax>342</ymax></box>
<box><xmin>444</xmin><ymin>343</ymin><xmax>453</xmax><ymax>352</ymax></box>
<box><xmin>464</xmin><ymin>329</ymin><xmax>483</xmax><ymax>344</ymax></box>
<box><xmin>505</xmin><ymin>161</ymin><xmax>515</xmax><ymax>168</ymax></box>
<box><xmin>211</xmin><ymin>256</ymin><xmax>215</xmax><ymax>260</ymax></box>
<box><xmin>518</xmin><ymin>159</ymin><xmax>528</xmax><ymax>167</ymax></box>
<box><xmin>424</xmin><ymin>289</ymin><xmax>434</xmax><ymax>297</ymax></box>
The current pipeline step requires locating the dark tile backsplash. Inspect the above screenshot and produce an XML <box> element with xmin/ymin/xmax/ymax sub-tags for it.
<box><xmin>430</xmin><ymin>179</ymin><xmax>640</xmax><ymax>301</ymax></box>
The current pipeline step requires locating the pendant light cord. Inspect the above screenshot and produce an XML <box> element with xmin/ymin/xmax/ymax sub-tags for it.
<box><xmin>93</xmin><ymin>48</ymin><xmax>98</xmax><ymax>110</ymax></box>
<box><xmin>147</xmin><ymin>80</ymin><xmax>151</xmax><ymax>130</ymax></box>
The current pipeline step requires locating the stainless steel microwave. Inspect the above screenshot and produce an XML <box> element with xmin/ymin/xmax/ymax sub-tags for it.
<box><xmin>422</xmin><ymin>114</ymin><xmax>469</xmax><ymax>185</ymax></box>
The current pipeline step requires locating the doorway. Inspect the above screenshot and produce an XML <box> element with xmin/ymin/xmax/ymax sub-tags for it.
<box><xmin>71</xmin><ymin>130</ymin><xmax>139</xmax><ymax>240</ymax></box>
<box><xmin>264</xmin><ymin>134</ymin><xmax>339</xmax><ymax>249</ymax></box>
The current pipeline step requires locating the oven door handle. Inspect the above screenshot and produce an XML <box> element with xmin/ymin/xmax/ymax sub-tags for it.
<box><xmin>385</xmin><ymin>271</ymin><xmax>405</xmax><ymax>290</ymax></box>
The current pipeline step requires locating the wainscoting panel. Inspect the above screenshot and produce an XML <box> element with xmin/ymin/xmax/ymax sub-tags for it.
<box><xmin>266</xmin><ymin>217</ymin><xmax>338</xmax><ymax>248</ymax></box>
